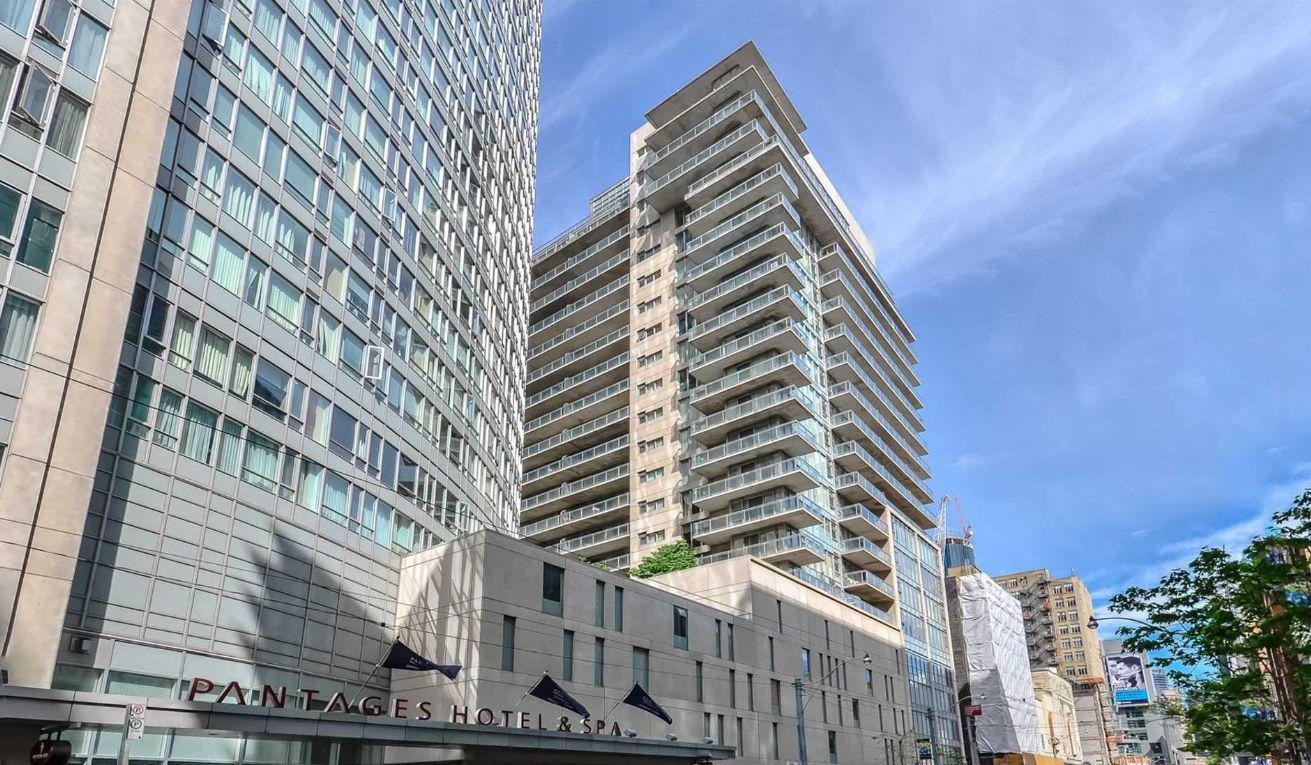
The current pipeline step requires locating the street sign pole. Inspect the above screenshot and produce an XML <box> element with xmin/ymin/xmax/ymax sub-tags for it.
<box><xmin>118</xmin><ymin>701</ymin><xmax>146</xmax><ymax>765</ymax></box>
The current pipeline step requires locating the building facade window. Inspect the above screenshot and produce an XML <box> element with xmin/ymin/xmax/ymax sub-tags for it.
<box><xmin>501</xmin><ymin>616</ymin><xmax>516</xmax><ymax>672</ymax></box>
<box><xmin>542</xmin><ymin>563</ymin><xmax>563</xmax><ymax>616</ymax></box>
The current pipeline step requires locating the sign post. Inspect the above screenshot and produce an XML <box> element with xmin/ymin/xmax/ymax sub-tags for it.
<box><xmin>118</xmin><ymin>701</ymin><xmax>146</xmax><ymax>765</ymax></box>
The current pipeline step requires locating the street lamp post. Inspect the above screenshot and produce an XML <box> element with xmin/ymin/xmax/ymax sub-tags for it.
<box><xmin>795</xmin><ymin>653</ymin><xmax>872</xmax><ymax>765</ymax></box>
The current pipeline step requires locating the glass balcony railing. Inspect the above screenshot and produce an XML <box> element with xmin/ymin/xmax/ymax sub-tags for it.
<box><xmin>522</xmin><ymin>464</ymin><xmax>629</xmax><ymax>512</ymax></box>
<box><xmin>681</xmin><ymin>222</ymin><xmax>795</xmax><ymax>283</ymax></box>
<box><xmin>834</xmin><ymin>471</ymin><xmax>891</xmax><ymax>505</ymax></box>
<box><xmin>686</xmin><ymin>254</ymin><xmax>808</xmax><ymax>313</ymax></box>
<box><xmin>687</xmin><ymin>318</ymin><xmax>812</xmax><ymax>372</ymax></box>
<box><xmin>690</xmin><ymin>420</ymin><xmax>825</xmax><ymax>470</ymax></box>
<box><xmin>838</xmin><ymin>503</ymin><xmax>889</xmax><ymax>537</ymax></box>
<box><xmin>534</xmin><ymin>228</ymin><xmax>628</xmax><ymax>289</ymax></box>
<box><xmin>690</xmin><ymin>352</ymin><xmax>818</xmax><ymax>404</ymax></box>
<box><xmin>527</xmin><ymin>328</ymin><xmax>628</xmax><ymax>385</ymax></box>
<box><xmin>832</xmin><ymin>414</ymin><xmax>932</xmax><ymax>501</ymax></box>
<box><xmin>690</xmin><ymin>457</ymin><xmax>826</xmax><ymax>503</ymax></box>
<box><xmin>819</xmin><ymin>242</ymin><xmax>915</xmax><ymax>364</ymax></box>
<box><xmin>685</xmin><ymin>135</ymin><xmax>779</xmax><ymax>199</ymax></box>
<box><xmin>594</xmin><ymin>553</ymin><xmax>631</xmax><ymax>570</ymax></box>
<box><xmin>794</xmin><ymin>568</ymin><xmax>895</xmax><ymax>624</ymax></box>
<box><xmin>827</xmin><ymin>353</ymin><xmax>925</xmax><ymax>440</ymax></box>
<box><xmin>531</xmin><ymin>252</ymin><xmax>631</xmax><ymax>313</ymax></box>
<box><xmin>525</xmin><ymin>381</ymin><xmax>629</xmax><ymax>433</ymax></box>
<box><xmin>683</xmin><ymin>164</ymin><xmax>797</xmax><ymax>230</ymax></box>
<box><xmin>843</xmin><ymin>536</ymin><xmax>894</xmax><ymax>568</ymax></box>
<box><xmin>699</xmin><ymin>529</ymin><xmax>827</xmax><ymax>565</ymax></box>
<box><xmin>526</xmin><ymin>352</ymin><xmax>629</xmax><ymax>408</ymax></box>
<box><xmin>524</xmin><ymin>407</ymin><xmax>629</xmax><ymax>459</ymax></box>
<box><xmin>535</xmin><ymin>191</ymin><xmax>629</xmax><ymax>265</ymax></box>
<box><xmin>645</xmin><ymin>91</ymin><xmax>759</xmax><ymax>167</ymax></box>
<box><xmin>828</xmin><ymin>381</ymin><xmax>927</xmax><ymax>472</ymax></box>
<box><xmin>523</xmin><ymin>435</ymin><xmax>630</xmax><ymax>485</ymax></box>
<box><xmin>824</xmin><ymin>321</ymin><xmax>921</xmax><ymax>406</ymax></box>
<box><xmin>690</xmin><ymin>495</ymin><xmax>824</xmax><ymax>538</ymax></box>
<box><xmin>555</xmin><ymin>523</ymin><xmax>630</xmax><ymax>554</ymax></box>
<box><xmin>690</xmin><ymin>385</ymin><xmax>822</xmax><ymax>436</ymax></box>
<box><xmin>529</xmin><ymin>301</ymin><xmax>630</xmax><ymax>360</ymax></box>
<box><xmin>644</xmin><ymin>120</ymin><xmax>768</xmax><ymax>196</ymax></box>
<box><xmin>530</xmin><ymin>275</ymin><xmax>630</xmax><ymax>336</ymax></box>
<box><xmin>521</xmin><ymin>493</ymin><xmax>629</xmax><ymax>537</ymax></box>
<box><xmin>680</xmin><ymin>195</ymin><xmax>799</xmax><ymax>257</ymax></box>
<box><xmin>846</xmin><ymin>569</ymin><xmax>896</xmax><ymax>598</ymax></box>
<box><xmin>685</xmin><ymin>287</ymin><xmax>809</xmax><ymax>344</ymax></box>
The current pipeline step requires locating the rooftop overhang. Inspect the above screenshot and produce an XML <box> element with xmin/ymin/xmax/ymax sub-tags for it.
<box><xmin>0</xmin><ymin>687</ymin><xmax>735</xmax><ymax>765</ymax></box>
<box><xmin>644</xmin><ymin>41</ymin><xmax>806</xmax><ymax>136</ymax></box>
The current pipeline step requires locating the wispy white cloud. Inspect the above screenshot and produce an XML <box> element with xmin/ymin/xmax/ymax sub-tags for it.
<box><xmin>1090</xmin><ymin>463</ymin><xmax>1311</xmax><ymax>605</ymax></box>
<box><xmin>826</xmin><ymin>4</ymin><xmax>1311</xmax><ymax>293</ymax></box>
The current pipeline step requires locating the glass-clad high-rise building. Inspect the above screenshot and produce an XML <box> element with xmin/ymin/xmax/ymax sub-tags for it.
<box><xmin>0</xmin><ymin>0</ymin><xmax>540</xmax><ymax>722</ymax></box>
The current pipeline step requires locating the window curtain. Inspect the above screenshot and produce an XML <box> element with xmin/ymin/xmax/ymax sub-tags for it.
<box><xmin>167</xmin><ymin>313</ymin><xmax>196</xmax><ymax>368</ymax></box>
<box><xmin>229</xmin><ymin>349</ymin><xmax>253</xmax><ymax>397</ymax></box>
<box><xmin>0</xmin><ymin>0</ymin><xmax>36</xmax><ymax>32</ymax></box>
<box><xmin>267</xmin><ymin>275</ymin><xmax>300</xmax><ymax>332</ymax></box>
<box><xmin>181</xmin><ymin>402</ymin><xmax>218</xmax><ymax>464</ymax></box>
<box><xmin>296</xmin><ymin>461</ymin><xmax>323</xmax><ymax>509</ymax></box>
<box><xmin>242</xmin><ymin>257</ymin><xmax>267</xmax><ymax>308</ymax></box>
<box><xmin>222</xmin><ymin>173</ymin><xmax>255</xmax><ymax>228</ymax></box>
<box><xmin>211</xmin><ymin>233</ymin><xmax>244</xmax><ymax>293</ymax></box>
<box><xmin>187</xmin><ymin>217</ymin><xmax>214</xmax><ymax>272</ymax></box>
<box><xmin>153</xmin><ymin>389</ymin><xmax>183</xmax><ymax>449</ymax></box>
<box><xmin>45</xmin><ymin>95</ymin><xmax>87</xmax><ymax>158</ymax></box>
<box><xmin>67</xmin><ymin>17</ymin><xmax>107</xmax><ymax>77</ymax></box>
<box><xmin>195</xmin><ymin>330</ymin><xmax>229</xmax><ymax>383</ymax></box>
<box><xmin>242</xmin><ymin>434</ymin><xmax>279</xmax><ymax>491</ymax></box>
<box><xmin>16</xmin><ymin>201</ymin><xmax>62</xmax><ymax>273</ymax></box>
<box><xmin>243</xmin><ymin>50</ymin><xmax>274</xmax><ymax>104</ymax></box>
<box><xmin>321</xmin><ymin>471</ymin><xmax>349</xmax><ymax>523</ymax></box>
<box><xmin>216</xmin><ymin>420</ymin><xmax>242</xmax><ymax>475</ymax></box>
<box><xmin>0</xmin><ymin>293</ymin><xmax>39</xmax><ymax>364</ymax></box>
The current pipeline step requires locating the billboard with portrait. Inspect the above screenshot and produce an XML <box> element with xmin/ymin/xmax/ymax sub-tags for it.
<box><xmin>1106</xmin><ymin>653</ymin><xmax>1149</xmax><ymax>706</ymax></box>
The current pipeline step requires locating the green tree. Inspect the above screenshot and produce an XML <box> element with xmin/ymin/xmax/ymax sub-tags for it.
<box><xmin>1109</xmin><ymin>491</ymin><xmax>1311</xmax><ymax>765</ymax></box>
<box><xmin>629</xmin><ymin>540</ymin><xmax>696</xmax><ymax>579</ymax></box>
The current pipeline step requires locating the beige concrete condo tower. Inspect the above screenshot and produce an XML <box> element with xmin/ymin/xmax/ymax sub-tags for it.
<box><xmin>0</xmin><ymin>0</ymin><xmax>540</xmax><ymax>733</ymax></box>
<box><xmin>524</xmin><ymin>42</ymin><xmax>961</xmax><ymax>762</ymax></box>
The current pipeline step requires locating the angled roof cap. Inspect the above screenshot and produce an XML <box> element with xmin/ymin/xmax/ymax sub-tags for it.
<box><xmin>645</xmin><ymin>41</ymin><xmax>807</xmax><ymax>134</ymax></box>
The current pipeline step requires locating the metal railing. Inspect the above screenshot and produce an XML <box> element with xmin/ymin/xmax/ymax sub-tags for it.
<box><xmin>690</xmin><ymin>385</ymin><xmax>822</xmax><ymax>436</ymax></box>
<box><xmin>846</xmin><ymin>570</ymin><xmax>896</xmax><ymax>598</ymax></box>
<box><xmin>691</xmin><ymin>421</ymin><xmax>825</xmax><ymax>470</ymax></box>
<box><xmin>685</xmin><ymin>287</ymin><xmax>809</xmax><ymax>344</ymax></box>
<box><xmin>535</xmin><ymin>190</ymin><xmax>629</xmax><ymax>264</ymax></box>
<box><xmin>687</xmin><ymin>318</ymin><xmax>812</xmax><ymax>372</ymax></box>
<box><xmin>838</xmin><ymin>503</ymin><xmax>889</xmax><ymax>536</ymax></box>
<box><xmin>644</xmin><ymin>90</ymin><xmax>759</xmax><ymax>167</ymax></box>
<box><xmin>522</xmin><ymin>464</ymin><xmax>630</xmax><ymax>512</ymax></box>
<box><xmin>690</xmin><ymin>495</ymin><xmax>823</xmax><ymax>538</ymax></box>
<box><xmin>699</xmin><ymin>530</ymin><xmax>826</xmax><ymax>565</ymax></box>
<box><xmin>683</xmin><ymin>164</ymin><xmax>796</xmax><ymax>229</ymax></box>
<box><xmin>680</xmin><ymin>194</ymin><xmax>798</xmax><ymax>257</ymax></box>
<box><xmin>530</xmin><ymin>275</ymin><xmax>630</xmax><ymax>336</ymax></box>
<box><xmin>686</xmin><ymin>254</ymin><xmax>808</xmax><ymax>312</ymax></box>
<box><xmin>644</xmin><ymin>120</ymin><xmax>768</xmax><ymax>195</ymax></box>
<box><xmin>523</xmin><ymin>435</ymin><xmax>630</xmax><ymax>484</ymax></box>
<box><xmin>555</xmin><ymin>523</ymin><xmax>630</xmax><ymax>554</ymax></box>
<box><xmin>529</xmin><ymin>301</ymin><xmax>630</xmax><ymax>360</ymax></box>
<box><xmin>690</xmin><ymin>457</ymin><xmax>826</xmax><ymax>503</ymax></box>
<box><xmin>526</xmin><ymin>352</ymin><xmax>629</xmax><ymax>408</ymax></box>
<box><xmin>525</xmin><ymin>381</ymin><xmax>629</xmax><ymax>433</ymax></box>
<box><xmin>534</xmin><ymin>229</ymin><xmax>629</xmax><ymax>288</ymax></box>
<box><xmin>521</xmin><ymin>494</ymin><xmax>629</xmax><ymax>537</ymax></box>
<box><xmin>843</xmin><ymin>536</ymin><xmax>894</xmax><ymax>567</ymax></box>
<box><xmin>690</xmin><ymin>352</ymin><xmax>818</xmax><ymax>403</ymax></box>
<box><xmin>829</xmin><ymin>381</ymin><xmax>928</xmax><ymax>473</ymax></box>
<box><xmin>527</xmin><ymin>328</ymin><xmax>628</xmax><ymax>384</ymax></box>
<box><xmin>531</xmin><ymin>251</ymin><xmax>631</xmax><ymax>312</ymax></box>
<box><xmin>524</xmin><ymin>407</ymin><xmax>629</xmax><ymax>459</ymax></box>
<box><xmin>685</xmin><ymin>135</ymin><xmax>778</xmax><ymax>199</ymax></box>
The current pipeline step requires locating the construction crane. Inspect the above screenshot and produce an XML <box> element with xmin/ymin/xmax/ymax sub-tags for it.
<box><xmin>934</xmin><ymin>494</ymin><xmax>972</xmax><ymax>547</ymax></box>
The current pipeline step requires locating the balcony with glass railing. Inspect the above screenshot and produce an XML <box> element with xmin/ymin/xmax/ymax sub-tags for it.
<box><xmin>643</xmin><ymin>90</ymin><xmax>761</xmax><ymax>175</ymax></box>
<box><xmin>642</xmin><ymin>120</ymin><xmax>770</xmax><ymax>208</ymax></box>
<box><xmin>594</xmin><ymin>553</ymin><xmax>632</xmax><ymax>571</ymax></box>
<box><xmin>531</xmin><ymin>252</ymin><xmax>631</xmax><ymax>315</ymax></box>
<box><xmin>523</xmin><ymin>407</ymin><xmax>629</xmax><ymax>467</ymax></box>
<box><xmin>525</xmin><ymin>352</ymin><xmax>629</xmax><ymax>416</ymax></box>
<box><xmin>522</xmin><ymin>435</ymin><xmax>630</xmax><ymax>494</ymax></box>
<box><xmin>685</xmin><ymin>287</ymin><xmax>810</xmax><ymax>351</ymax></box>
<box><xmin>690</xmin><ymin>420</ymin><xmax>825</xmax><ymax>477</ymax></box>
<box><xmin>818</xmin><ymin>242</ymin><xmax>916</xmax><ymax>362</ymax></box>
<box><xmin>554</xmin><ymin>522</ymin><xmax>631</xmax><ymax>558</ymax></box>
<box><xmin>684</xmin><ymin>135</ymin><xmax>781</xmax><ymax>204</ymax></box>
<box><xmin>529</xmin><ymin>301</ymin><xmax>630</xmax><ymax>366</ymax></box>
<box><xmin>844</xmin><ymin>569</ymin><xmax>897</xmax><ymax>602</ymax></box>
<box><xmin>821</xmin><ymin>295</ymin><xmax>918</xmax><ymax>386</ymax></box>
<box><xmin>823</xmin><ymin>320</ymin><xmax>920</xmax><ymax>406</ymax></box>
<box><xmin>690</xmin><ymin>494</ymin><xmax>824</xmax><ymax>545</ymax></box>
<box><xmin>685</xmin><ymin>254</ymin><xmax>808</xmax><ymax>321</ymax></box>
<box><xmin>533</xmin><ymin>228</ymin><xmax>629</xmax><ymax>295</ymax></box>
<box><xmin>522</xmin><ymin>464</ymin><xmax>630</xmax><ymax>521</ymax></box>
<box><xmin>827</xmin><ymin>353</ymin><xmax>925</xmax><ymax>443</ymax></box>
<box><xmin>679</xmin><ymin>222</ymin><xmax>805</xmax><ymax>293</ymax></box>
<box><xmin>689</xmin><ymin>352</ymin><xmax>818</xmax><ymax>411</ymax></box>
<box><xmin>837</xmin><ymin>502</ymin><xmax>890</xmax><ymax>542</ymax></box>
<box><xmin>686</xmin><ymin>319</ymin><xmax>813</xmax><ymax>378</ymax></box>
<box><xmin>527</xmin><ymin>328</ymin><xmax>629</xmax><ymax>387</ymax></box>
<box><xmin>529</xmin><ymin>275</ymin><xmax>630</xmax><ymax>339</ymax></box>
<box><xmin>525</xmin><ymin>380</ymin><xmax>629</xmax><ymax>440</ymax></box>
<box><xmin>689</xmin><ymin>457</ymin><xmax>826</xmax><ymax>512</ymax></box>
<box><xmin>841</xmin><ymin>536</ymin><xmax>894</xmax><ymax>572</ymax></box>
<box><xmin>828</xmin><ymin>381</ymin><xmax>927</xmax><ymax>469</ymax></box>
<box><xmin>521</xmin><ymin>493</ymin><xmax>629</xmax><ymax>543</ymax></box>
<box><xmin>792</xmin><ymin>567</ymin><xmax>895</xmax><ymax>624</ymax></box>
<box><xmin>831</xmin><ymin>414</ymin><xmax>933</xmax><ymax>505</ymax></box>
<box><xmin>699</xmin><ymin>530</ymin><xmax>827</xmax><ymax>568</ymax></box>
<box><xmin>682</xmin><ymin>164</ymin><xmax>799</xmax><ymax>238</ymax></box>
<box><xmin>689</xmin><ymin>385</ymin><xmax>823</xmax><ymax>445</ymax></box>
<box><xmin>534</xmin><ymin>193</ymin><xmax>629</xmax><ymax>268</ymax></box>
<box><xmin>834</xmin><ymin>471</ymin><xmax>888</xmax><ymax>506</ymax></box>
<box><xmin>680</xmin><ymin>195</ymin><xmax>801</xmax><ymax>266</ymax></box>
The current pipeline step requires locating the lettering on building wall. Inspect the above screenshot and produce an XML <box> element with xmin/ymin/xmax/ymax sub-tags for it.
<box><xmin>187</xmin><ymin>678</ymin><xmax>625</xmax><ymax>735</ymax></box>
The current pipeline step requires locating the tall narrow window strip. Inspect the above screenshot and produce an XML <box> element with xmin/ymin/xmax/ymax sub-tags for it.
<box><xmin>0</xmin><ymin>293</ymin><xmax>40</xmax><ymax>364</ymax></box>
<box><xmin>500</xmin><ymin>616</ymin><xmax>515</xmax><ymax>672</ymax></box>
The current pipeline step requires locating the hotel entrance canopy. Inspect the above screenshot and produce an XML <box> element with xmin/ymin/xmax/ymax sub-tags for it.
<box><xmin>0</xmin><ymin>687</ymin><xmax>734</xmax><ymax>765</ymax></box>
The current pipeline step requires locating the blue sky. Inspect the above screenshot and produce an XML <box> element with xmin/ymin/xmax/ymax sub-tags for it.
<box><xmin>532</xmin><ymin>0</ymin><xmax>1311</xmax><ymax>607</ymax></box>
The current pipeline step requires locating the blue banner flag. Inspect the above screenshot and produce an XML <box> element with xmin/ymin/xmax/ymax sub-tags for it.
<box><xmin>380</xmin><ymin>640</ymin><xmax>461</xmax><ymax>679</ymax></box>
<box><xmin>527</xmin><ymin>674</ymin><xmax>589</xmax><ymax>717</ymax></box>
<box><xmin>621</xmin><ymin>682</ymin><xmax>672</xmax><ymax>724</ymax></box>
